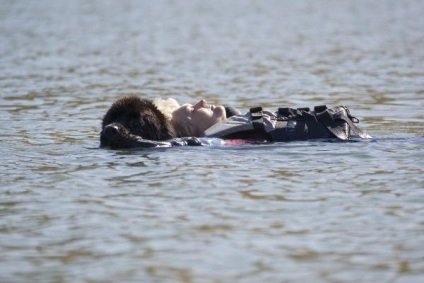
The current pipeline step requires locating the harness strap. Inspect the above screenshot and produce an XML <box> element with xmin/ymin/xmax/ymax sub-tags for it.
<box><xmin>316</xmin><ymin>110</ymin><xmax>349</xmax><ymax>140</ymax></box>
<box><xmin>337</xmin><ymin>115</ymin><xmax>371</xmax><ymax>139</ymax></box>
<box><xmin>314</xmin><ymin>105</ymin><xmax>328</xmax><ymax>113</ymax></box>
<box><xmin>315</xmin><ymin>107</ymin><xmax>371</xmax><ymax>140</ymax></box>
<box><xmin>278</xmin><ymin>107</ymin><xmax>299</xmax><ymax>118</ymax></box>
<box><xmin>250</xmin><ymin>107</ymin><xmax>265</xmax><ymax>131</ymax></box>
<box><xmin>303</xmin><ymin>111</ymin><xmax>326</xmax><ymax>138</ymax></box>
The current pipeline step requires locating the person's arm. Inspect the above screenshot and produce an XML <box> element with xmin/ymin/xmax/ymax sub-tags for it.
<box><xmin>169</xmin><ymin>137</ymin><xmax>202</xmax><ymax>146</ymax></box>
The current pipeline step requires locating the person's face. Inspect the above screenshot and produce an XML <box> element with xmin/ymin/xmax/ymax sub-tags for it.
<box><xmin>172</xmin><ymin>99</ymin><xmax>226</xmax><ymax>136</ymax></box>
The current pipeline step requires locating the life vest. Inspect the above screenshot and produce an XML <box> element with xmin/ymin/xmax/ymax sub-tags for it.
<box><xmin>202</xmin><ymin>105</ymin><xmax>371</xmax><ymax>141</ymax></box>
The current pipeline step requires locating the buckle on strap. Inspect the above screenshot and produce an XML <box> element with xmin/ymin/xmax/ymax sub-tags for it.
<box><xmin>249</xmin><ymin>107</ymin><xmax>265</xmax><ymax>131</ymax></box>
<box><xmin>250</xmin><ymin>106</ymin><xmax>263</xmax><ymax>118</ymax></box>
<box><xmin>314</xmin><ymin>105</ymin><xmax>327</xmax><ymax>113</ymax></box>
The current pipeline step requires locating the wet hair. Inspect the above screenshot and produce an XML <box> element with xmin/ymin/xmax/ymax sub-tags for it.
<box><xmin>152</xmin><ymin>98</ymin><xmax>180</xmax><ymax>120</ymax></box>
<box><xmin>153</xmin><ymin>98</ymin><xmax>193</xmax><ymax>137</ymax></box>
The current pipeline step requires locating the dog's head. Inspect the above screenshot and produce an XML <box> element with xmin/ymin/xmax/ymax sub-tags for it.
<box><xmin>100</xmin><ymin>96</ymin><xmax>176</xmax><ymax>148</ymax></box>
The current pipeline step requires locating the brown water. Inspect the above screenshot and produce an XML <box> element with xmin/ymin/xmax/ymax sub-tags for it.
<box><xmin>1</xmin><ymin>0</ymin><xmax>423</xmax><ymax>282</ymax></box>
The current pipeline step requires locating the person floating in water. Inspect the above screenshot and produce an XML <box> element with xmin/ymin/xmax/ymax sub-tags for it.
<box><xmin>100</xmin><ymin>96</ymin><xmax>371</xmax><ymax>149</ymax></box>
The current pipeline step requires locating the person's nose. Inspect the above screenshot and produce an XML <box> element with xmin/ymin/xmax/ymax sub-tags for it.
<box><xmin>194</xmin><ymin>99</ymin><xmax>208</xmax><ymax>110</ymax></box>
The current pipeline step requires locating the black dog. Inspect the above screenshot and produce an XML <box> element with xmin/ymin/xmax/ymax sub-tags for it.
<box><xmin>100</xmin><ymin>96</ymin><xmax>176</xmax><ymax>149</ymax></box>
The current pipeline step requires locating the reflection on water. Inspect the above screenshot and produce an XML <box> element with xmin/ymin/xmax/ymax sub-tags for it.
<box><xmin>1</xmin><ymin>0</ymin><xmax>424</xmax><ymax>282</ymax></box>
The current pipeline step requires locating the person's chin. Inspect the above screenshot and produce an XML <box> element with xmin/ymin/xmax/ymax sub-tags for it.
<box><xmin>213</xmin><ymin>105</ymin><xmax>227</xmax><ymax>119</ymax></box>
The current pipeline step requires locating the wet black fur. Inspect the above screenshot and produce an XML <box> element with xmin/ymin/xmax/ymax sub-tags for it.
<box><xmin>100</xmin><ymin>96</ymin><xmax>176</xmax><ymax>148</ymax></box>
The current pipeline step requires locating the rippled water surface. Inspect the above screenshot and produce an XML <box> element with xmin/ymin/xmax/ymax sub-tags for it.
<box><xmin>1</xmin><ymin>0</ymin><xmax>423</xmax><ymax>282</ymax></box>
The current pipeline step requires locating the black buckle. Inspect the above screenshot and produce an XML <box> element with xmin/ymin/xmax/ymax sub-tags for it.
<box><xmin>250</xmin><ymin>107</ymin><xmax>263</xmax><ymax>120</ymax></box>
<box><xmin>314</xmin><ymin>105</ymin><xmax>327</xmax><ymax>113</ymax></box>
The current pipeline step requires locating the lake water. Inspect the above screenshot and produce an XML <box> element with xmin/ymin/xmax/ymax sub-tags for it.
<box><xmin>1</xmin><ymin>0</ymin><xmax>423</xmax><ymax>282</ymax></box>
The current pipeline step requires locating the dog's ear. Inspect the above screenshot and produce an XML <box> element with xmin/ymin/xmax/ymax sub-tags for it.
<box><xmin>138</xmin><ymin>99</ymin><xmax>175</xmax><ymax>140</ymax></box>
<box><xmin>139</xmin><ymin>114</ymin><xmax>166</xmax><ymax>140</ymax></box>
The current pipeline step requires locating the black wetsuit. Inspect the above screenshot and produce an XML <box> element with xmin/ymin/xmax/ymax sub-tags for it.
<box><xmin>202</xmin><ymin>105</ymin><xmax>371</xmax><ymax>142</ymax></box>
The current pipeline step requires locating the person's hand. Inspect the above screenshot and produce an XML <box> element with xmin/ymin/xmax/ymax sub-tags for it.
<box><xmin>170</xmin><ymin>137</ymin><xmax>202</xmax><ymax>146</ymax></box>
